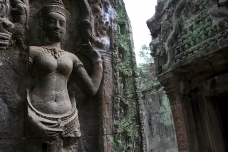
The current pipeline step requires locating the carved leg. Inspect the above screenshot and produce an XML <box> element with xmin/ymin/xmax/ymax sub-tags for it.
<box><xmin>62</xmin><ymin>137</ymin><xmax>80</xmax><ymax>152</ymax></box>
<box><xmin>43</xmin><ymin>138</ymin><xmax>81</xmax><ymax>152</ymax></box>
<box><xmin>45</xmin><ymin>138</ymin><xmax>63</xmax><ymax>152</ymax></box>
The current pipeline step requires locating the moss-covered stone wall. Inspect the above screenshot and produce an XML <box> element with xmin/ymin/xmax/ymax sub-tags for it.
<box><xmin>140</xmin><ymin>64</ymin><xmax>178</xmax><ymax>152</ymax></box>
<box><xmin>110</xmin><ymin>0</ymin><xmax>145</xmax><ymax>151</ymax></box>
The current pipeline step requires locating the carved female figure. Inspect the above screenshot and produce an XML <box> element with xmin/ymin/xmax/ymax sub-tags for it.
<box><xmin>27</xmin><ymin>0</ymin><xmax>103</xmax><ymax>150</ymax></box>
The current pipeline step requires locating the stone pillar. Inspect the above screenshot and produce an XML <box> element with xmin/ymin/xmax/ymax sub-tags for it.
<box><xmin>158</xmin><ymin>71</ymin><xmax>200</xmax><ymax>152</ymax></box>
<box><xmin>169</xmin><ymin>96</ymin><xmax>190</xmax><ymax>152</ymax></box>
<box><xmin>99</xmin><ymin>52</ymin><xmax>113</xmax><ymax>152</ymax></box>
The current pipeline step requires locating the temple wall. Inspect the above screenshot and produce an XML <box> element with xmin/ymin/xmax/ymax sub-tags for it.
<box><xmin>140</xmin><ymin>64</ymin><xmax>178</xmax><ymax>152</ymax></box>
<box><xmin>147</xmin><ymin>0</ymin><xmax>228</xmax><ymax>151</ymax></box>
<box><xmin>0</xmin><ymin>0</ymin><xmax>143</xmax><ymax>151</ymax></box>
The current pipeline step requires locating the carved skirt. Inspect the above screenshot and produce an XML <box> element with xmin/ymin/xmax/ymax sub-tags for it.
<box><xmin>27</xmin><ymin>91</ymin><xmax>81</xmax><ymax>138</ymax></box>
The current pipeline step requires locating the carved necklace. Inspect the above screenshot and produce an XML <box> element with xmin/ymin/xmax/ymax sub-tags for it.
<box><xmin>40</xmin><ymin>47</ymin><xmax>66</xmax><ymax>59</ymax></box>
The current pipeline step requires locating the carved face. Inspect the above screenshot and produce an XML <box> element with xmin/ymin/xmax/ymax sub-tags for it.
<box><xmin>43</xmin><ymin>12</ymin><xmax>66</xmax><ymax>42</ymax></box>
<box><xmin>100</xmin><ymin>13</ymin><xmax>110</xmax><ymax>31</ymax></box>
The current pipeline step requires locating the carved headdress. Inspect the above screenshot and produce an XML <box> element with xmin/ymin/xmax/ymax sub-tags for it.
<box><xmin>39</xmin><ymin>0</ymin><xmax>70</xmax><ymax>21</ymax></box>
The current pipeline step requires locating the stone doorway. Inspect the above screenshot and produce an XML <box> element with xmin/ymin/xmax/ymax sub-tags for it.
<box><xmin>205</xmin><ymin>94</ymin><xmax>228</xmax><ymax>152</ymax></box>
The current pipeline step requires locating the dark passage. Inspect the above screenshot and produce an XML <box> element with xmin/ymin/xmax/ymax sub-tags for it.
<box><xmin>217</xmin><ymin>95</ymin><xmax>228</xmax><ymax>149</ymax></box>
<box><xmin>42</xmin><ymin>143</ymin><xmax>47</xmax><ymax>152</ymax></box>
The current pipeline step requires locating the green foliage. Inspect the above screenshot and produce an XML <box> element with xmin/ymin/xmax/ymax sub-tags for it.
<box><xmin>138</xmin><ymin>44</ymin><xmax>153</xmax><ymax>68</ymax></box>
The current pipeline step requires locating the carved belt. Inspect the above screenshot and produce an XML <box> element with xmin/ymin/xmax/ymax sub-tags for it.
<box><xmin>29</xmin><ymin>106</ymin><xmax>77</xmax><ymax>122</ymax></box>
<box><xmin>26</xmin><ymin>90</ymin><xmax>81</xmax><ymax>138</ymax></box>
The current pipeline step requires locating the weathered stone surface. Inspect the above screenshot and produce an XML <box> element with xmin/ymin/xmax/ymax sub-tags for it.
<box><xmin>147</xmin><ymin>0</ymin><xmax>228</xmax><ymax>151</ymax></box>
<box><xmin>0</xmin><ymin>0</ymin><xmax>143</xmax><ymax>151</ymax></box>
<box><xmin>109</xmin><ymin>0</ymin><xmax>145</xmax><ymax>151</ymax></box>
<box><xmin>140</xmin><ymin>64</ymin><xmax>178</xmax><ymax>152</ymax></box>
<box><xmin>147</xmin><ymin>0</ymin><xmax>228</xmax><ymax>74</ymax></box>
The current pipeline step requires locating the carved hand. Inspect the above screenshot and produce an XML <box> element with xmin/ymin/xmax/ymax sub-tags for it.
<box><xmin>80</xmin><ymin>43</ymin><xmax>102</xmax><ymax>62</ymax></box>
<box><xmin>91</xmin><ymin>34</ymin><xmax>104</xmax><ymax>48</ymax></box>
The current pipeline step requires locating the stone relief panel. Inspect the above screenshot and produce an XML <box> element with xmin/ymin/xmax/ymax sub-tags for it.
<box><xmin>26</xmin><ymin>0</ymin><xmax>104</xmax><ymax>151</ymax></box>
<box><xmin>0</xmin><ymin>0</ymin><xmax>143</xmax><ymax>151</ymax></box>
<box><xmin>0</xmin><ymin>0</ymin><xmax>116</xmax><ymax>151</ymax></box>
<box><xmin>0</xmin><ymin>0</ymin><xmax>29</xmax><ymax>50</ymax></box>
<box><xmin>148</xmin><ymin>0</ymin><xmax>228</xmax><ymax>74</ymax></box>
<box><xmin>0</xmin><ymin>1</ymin><xmax>29</xmax><ymax>151</ymax></box>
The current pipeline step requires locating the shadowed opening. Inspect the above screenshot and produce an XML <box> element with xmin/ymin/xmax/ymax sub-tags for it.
<box><xmin>217</xmin><ymin>95</ymin><xmax>228</xmax><ymax>149</ymax></box>
<box><xmin>42</xmin><ymin>143</ymin><xmax>48</xmax><ymax>152</ymax></box>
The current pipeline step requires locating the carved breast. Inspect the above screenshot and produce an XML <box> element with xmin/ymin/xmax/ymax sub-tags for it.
<box><xmin>33</xmin><ymin>48</ymin><xmax>73</xmax><ymax>78</ymax></box>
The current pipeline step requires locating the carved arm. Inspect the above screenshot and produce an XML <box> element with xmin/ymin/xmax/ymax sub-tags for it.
<box><xmin>73</xmin><ymin>45</ymin><xmax>103</xmax><ymax>96</ymax></box>
<box><xmin>73</xmin><ymin>58</ymin><xmax>103</xmax><ymax>97</ymax></box>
